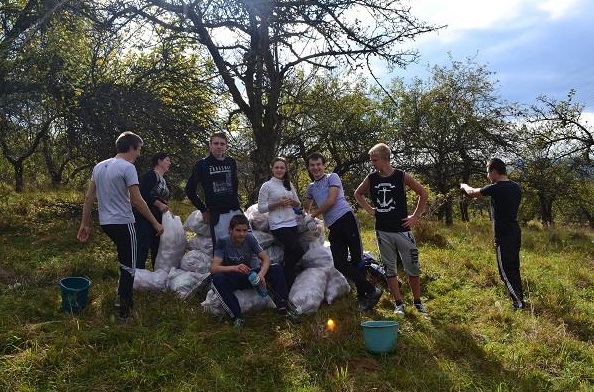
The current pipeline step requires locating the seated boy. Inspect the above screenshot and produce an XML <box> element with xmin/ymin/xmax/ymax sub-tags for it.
<box><xmin>210</xmin><ymin>214</ymin><xmax>299</xmax><ymax>328</ymax></box>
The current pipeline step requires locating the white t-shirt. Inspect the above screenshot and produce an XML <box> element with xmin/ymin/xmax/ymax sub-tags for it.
<box><xmin>257</xmin><ymin>177</ymin><xmax>300</xmax><ymax>230</ymax></box>
<box><xmin>92</xmin><ymin>157</ymin><xmax>139</xmax><ymax>225</ymax></box>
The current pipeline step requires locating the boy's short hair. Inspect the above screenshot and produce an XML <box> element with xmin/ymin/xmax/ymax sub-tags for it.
<box><xmin>368</xmin><ymin>143</ymin><xmax>391</xmax><ymax>160</ymax></box>
<box><xmin>229</xmin><ymin>214</ymin><xmax>249</xmax><ymax>229</ymax></box>
<box><xmin>210</xmin><ymin>131</ymin><xmax>228</xmax><ymax>143</ymax></box>
<box><xmin>115</xmin><ymin>131</ymin><xmax>143</xmax><ymax>153</ymax></box>
<box><xmin>306</xmin><ymin>152</ymin><xmax>326</xmax><ymax>164</ymax></box>
<box><xmin>487</xmin><ymin>158</ymin><xmax>507</xmax><ymax>175</ymax></box>
<box><xmin>151</xmin><ymin>152</ymin><xmax>169</xmax><ymax>167</ymax></box>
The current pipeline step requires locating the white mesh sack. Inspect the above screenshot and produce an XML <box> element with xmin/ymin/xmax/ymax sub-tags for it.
<box><xmin>297</xmin><ymin>220</ymin><xmax>325</xmax><ymax>251</ymax></box>
<box><xmin>167</xmin><ymin>267</ymin><xmax>210</xmax><ymax>300</ymax></box>
<box><xmin>183</xmin><ymin>209</ymin><xmax>211</xmax><ymax>237</ymax></box>
<box><xmin>133</xmin><ymin>269</ymin><xmax>168</xmax><ymax>291</ymax></box>
<box><xmin>187</xmin><ymin>233</ymin><xmax>213</xmax><ymax>254</ymax></box>
<box><xmin>298</xmin><ymin>245</ymin><xmax>334</xmax><ymax>269</ymax></box>
<box><xmin>179</xmin><ymin>249</ymin><xmax>212</xmax><ymax>274</ymax></box>
<box><xmin>154</xmin><ymin>212</ymin><xmax>187</xmax><ymax>272</ymax></box>
<box><xmin>289</xmin><ymin>267</ymin><xmax>329</xmax><ymax>314</ymax></box>
<box><xmin>252</xmin><ymin>230</ymin><xmax>276</xmax><ymax>248</ymax></box>
<box><xmin>324</xmin><ymin>267</ymin><xmax>351</xmax><ymax>305</ymax></box>
<box><xmin>245</xmin><ymin>204</ymin><xmax>269</xmax><ymax>231</ymax></box>
<box><xmin>201</xmin><ymin>287</ymin><xmax>275</xmax><ymax>316</ymax></box>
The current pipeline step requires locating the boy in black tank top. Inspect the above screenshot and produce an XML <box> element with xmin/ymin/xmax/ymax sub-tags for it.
<box><xmin>355</xmin><ymin>143</ymin><xmax>429</xmax><ymax>315</ymax></box>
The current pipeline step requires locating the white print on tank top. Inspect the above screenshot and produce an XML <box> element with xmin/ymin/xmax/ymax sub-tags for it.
<box><xmin>374</xmin><ymin>182</ymin><xmax>396</xmax><ymax>212</ymax></box>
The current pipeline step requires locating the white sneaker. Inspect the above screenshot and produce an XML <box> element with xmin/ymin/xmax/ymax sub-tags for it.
<box><xmin>394</xmin><ymin>303</ymin><xmax>405</xmax><ymax>315</ymax></box>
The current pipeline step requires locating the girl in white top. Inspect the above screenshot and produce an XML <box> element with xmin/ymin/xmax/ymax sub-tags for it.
<box><xmin>257</xmin><ymin>157</ymin><xmax>305</xmax><ymax>289</ymax></box>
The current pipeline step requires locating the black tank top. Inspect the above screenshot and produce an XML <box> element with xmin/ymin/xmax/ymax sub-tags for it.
<box><xmin>368</xmin><ymin>169</ymin><xmax>408</xmax><ymax>232</ymax></box>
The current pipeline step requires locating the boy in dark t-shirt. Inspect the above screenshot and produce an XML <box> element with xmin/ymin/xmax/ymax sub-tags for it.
<box><xmin>461</xmin><ymin>158</ymin><xmax>526</xmax><ymax>310</ymax></box>
<box><xmin>185</xmin><ymin>132</ymin><xmax>243</xmax><ymax>248</ymax></box>
<box><xmin>210</xmin><ymin>215</ymin><xmax>299</xmax><ymax>328</ymax></box>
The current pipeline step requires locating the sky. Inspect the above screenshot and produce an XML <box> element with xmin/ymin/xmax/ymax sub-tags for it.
<box><xmin>378</xmin><ymin>0</ymin><xmax>594</xmax><ymax>116</ymax></box>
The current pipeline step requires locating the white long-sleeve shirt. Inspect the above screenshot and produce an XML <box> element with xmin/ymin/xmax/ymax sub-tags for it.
<box><xmin>257</xmin><ymin>177</ymin><xmax>301</xmax><ymax>230</ymax></box>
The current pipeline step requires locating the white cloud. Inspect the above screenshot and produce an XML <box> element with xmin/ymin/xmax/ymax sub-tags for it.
<box><xmin>407</xmin><ymin>0</ymin><xmax>586</xmax><ymax>42</ymax></box>
<box><xmin>537</xmin><ymin>0</ymin><xmax>586</xmax><ymax>19</ymax></box>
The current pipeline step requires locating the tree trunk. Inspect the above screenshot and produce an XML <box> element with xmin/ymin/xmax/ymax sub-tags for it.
<box><xmin>247</xmin><ymin>124</ymin><xmax>280</xmax><ymax>205</ymax></box>
<box><xmin>582</xmin><ymin>209</ymin><xmax>594</xmax><ymax>230</ymax></box>
<box><xmin>459</xmin><ymin>197</ymin><xmax>470</xmax><ymax>222</ymax></box>
<box><xmin>538</xmin><ymin>194</ymin><xmax>554</xmax><ymax>226</ymax></box>
<box><xmin>14</xmin><ymin>162</ymin><xmax>24</xmax><ymax>192</ymax></box>
<box><xmin>444</xmin><ymin>199</ymin><xmax>454</xmax><ymax>226</ymax></box>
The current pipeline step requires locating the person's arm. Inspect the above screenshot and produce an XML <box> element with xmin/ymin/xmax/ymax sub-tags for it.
<box><xmin>130</xmin><ymin>185</ymin><xmax>164</xmax><ymax>235</ymax></box>
<box><xmin>257</xmin><ymin>183</ymin><xmax>276</xmax><ymax>213</ymax></box>
<box><xmin>185</xmin><ymin>160</ymin><xmax>211</xmax><ymax>223</ymax></box>
<box><xmin>289</xmin><ymin>184</ymin><xmax>301</xmax><ymax>208</ymax></box>
<box><xmin>77</xmin><ymin>181</ymin><xmax>97</xmax><ymax>242</ymax></box>
<box><xmin>460</xmin><ymin>183</ymin><xmax>484</xmax><ymax>198</ymax></box>
<box><xmin>402</xmin><ymin>173</ymin><xmax>428</xmax><ymax>229</ymax></box>
<box><xmin>257</xmin><ymin>250</ymin><xmax>271</xmax><ymax>287</ymax></box>
<box><xmin>311</xmin><ymin>186</ymin><xmax>338</xmax><ymax>219</ymax></box>
<box><xmin>185</xmin><ymin>161</ymin><xmax>207</xmax><ymax>211</ymax></box>
<box><xmin>303</xmin><ymin>197</ymin><xmax>314</xmax><ymax>214</ymax></box>
<box><xmin>354</xmin><ymin>177</ymin><xmax>375</xmax><ymax>215</ymax></box>
<box><xmin>210</xmin><ymin>255</ymin><xmax>250</xmax><ymax>274</ymax></box>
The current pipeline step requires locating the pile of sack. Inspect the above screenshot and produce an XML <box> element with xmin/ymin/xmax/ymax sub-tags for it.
<box><xmin>133</xmin><ymin>205</ymin><xmax>353</xmax><ymax>316</ymax></box>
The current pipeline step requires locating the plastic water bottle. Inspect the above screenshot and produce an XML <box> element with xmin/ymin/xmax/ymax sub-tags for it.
<box><xmin>248</xmin><ymin>271</ymin><xmax>268</xmax><ymax>297</ymax></box>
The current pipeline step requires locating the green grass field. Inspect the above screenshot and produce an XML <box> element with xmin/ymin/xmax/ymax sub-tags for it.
<box><xmin>1</xmin><ymin>190</ymin><xmax>593</xmax><ymax>391</ymax></box>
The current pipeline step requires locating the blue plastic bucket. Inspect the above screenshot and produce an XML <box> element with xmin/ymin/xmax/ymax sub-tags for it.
<box><xmin>361</xmin><ymin>320</ymin><xmax>399</xmax><ymax>353</ymax></box>
<box><xmin>60</xmin><ymin>277</ymin><xmax>91</xmax><ymax>313</ymax></box>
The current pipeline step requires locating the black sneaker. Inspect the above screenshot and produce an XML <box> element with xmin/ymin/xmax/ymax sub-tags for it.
<box><xmin>233</xmin><ymin>317</ymin><xmax>245</xmax><ymax>329</ymax></box>
<box><xmin>285</xmin><ymin>309</ymin><xmax>302</xmax><ymax>324</ymax></box>
<box><xmin>358</xmin><ymin>287</ymin><xmax>383</xmax><ymax>311</ymax></box>
<box><xmin>357</xmin><ymin>296</ymin><xmax>368</xmax><ymax>311</ymax></box>
<box><xmin>413</xmin><ymin>302</ymin><xmax>428</xmax><ymax>314</ymax></box>
<box><xmin>512</xmin><ymin>301</ymin><xmax>527</xmax><ymax>311</ymax></box>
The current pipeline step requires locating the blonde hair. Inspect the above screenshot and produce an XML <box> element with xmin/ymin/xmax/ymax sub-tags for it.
<box><xmin>368</xmin><ymin>143</ymin><xmax>391</xmax><ymax>160</ymax></box>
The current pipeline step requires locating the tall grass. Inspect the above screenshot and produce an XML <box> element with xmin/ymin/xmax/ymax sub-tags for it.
<box><xmin>1</xmin><ymin>190</ymin><xmax>593</xmax><ymax>391</ymax></box>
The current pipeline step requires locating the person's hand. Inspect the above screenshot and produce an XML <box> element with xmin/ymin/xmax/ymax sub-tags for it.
<box><xmin>460</xmin><ymin>184</ymin><xmax>469</xmax><ymax>196</ymax></box>
<box><xmin>236</xmin><ymin>264</ymin><xmax>250</xmax><ymax>274</ymax></box>
<box><xmin>77</xmin><ymin>226</ymin><xmax>91</xmax><ymax>243</ymax></box>
<box><xmin>258</xmin><ymin>272</ymin><xmax>267</xmax><ymax>288</ymax></box>
<box><xmin>304</xmin><ymin>214</ymin><xmax>320</xmax><ymax>234</ymax></box>
<box><xmin>153</xmin><ymin>223</ymin><xmax>164</xmax><ymax>236</ymax></box>
<box><xmin>202</xmin><ymin>210</ymin><xmax>210</xmax><ymax>224</ymax></box>
<box><xmin>158</xmin><ymin>203</ymin><xmax>169</xmax><ymax>213</ymax></box>
<box><xmin>279</xmin><ymin>196</ymin><xmax>292</xmax><ymax>207</ymax></box>
<box><xmin>402</xmin><ymin>214</ymin><xmax>420</xmax><ymax>229</ymax></box>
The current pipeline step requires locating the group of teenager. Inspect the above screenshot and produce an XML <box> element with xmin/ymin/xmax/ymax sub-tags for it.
<box><xmin>77</xmin><ymin>130</ymin><xmax>526</xmax><ymax>325</ymax></box>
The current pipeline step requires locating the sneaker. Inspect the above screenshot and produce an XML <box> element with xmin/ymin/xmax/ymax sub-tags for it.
<box><xmin>365</xmin><ymin>287</ymin><xmax>383</xmax><ymax>311</ymax></box>
<box><xmin>233</xmin><ymin>317</ymin><xmax>245</xmax><ymax>329</ymax></box>
<box><xmin>357</xmin><ymin>297</ymin><xmax>368</xmax><ymax>311</ymax></box>
<box><xmin>285</xmin><ymin>309</ymin><xmax>302</xmax><ymax>324</ymax></box>
<box><xmin>414</xmin><ymin>302</ymin><xmax>428</xmax><ymax>314</ymax></box>
<box><xmin>394</xmin><ymin>303</ymin><xmax>405</xmax><ymax>315</ymax></box>
<box><xmin>512</xmin><ymin>301</ymin><xmax>526</xmax><ymax>311</ymax></box>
